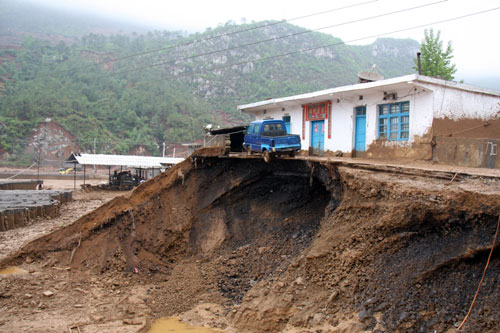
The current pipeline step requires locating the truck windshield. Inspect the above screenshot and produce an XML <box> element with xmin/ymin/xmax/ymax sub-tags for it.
<box><xmin>253</xmin><ymin>125</ymin><xmax>260</xmax><ymax>134</ymax></box>
<box><xmin>247</xmin><ymin>125</ymin><xmax>254</xmax><ymax>134</ymax></box>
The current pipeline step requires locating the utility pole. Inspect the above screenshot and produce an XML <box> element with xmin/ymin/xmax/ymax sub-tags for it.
<box><xmin>37</xmin><ymin>148</ymin><xmax>41</xmax><ymax>181</ymax></box>
<box><xmin>162</xmin><ymin>142</ymin><xmax>165</xmax><ymax>158</ymax></box>
<box><xmin>93</xmin><ymin>137</ymin><xmax>97</xmax><ymax>174</ymax></box>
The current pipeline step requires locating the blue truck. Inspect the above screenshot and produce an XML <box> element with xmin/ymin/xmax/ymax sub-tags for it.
<box><xmin>243</xmin><ymin>119</ymin><xmax>301</xmax><ymax>162</ymax></box>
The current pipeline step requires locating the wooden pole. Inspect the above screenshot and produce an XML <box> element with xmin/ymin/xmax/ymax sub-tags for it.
<box><xmin>37</xmin><ymin>149</ymin><xmax>41</xmax><ymax>181</ymax></box>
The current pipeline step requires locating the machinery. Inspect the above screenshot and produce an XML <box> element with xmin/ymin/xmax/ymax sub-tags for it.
<box><xmin>109</xmin><ymin>171</ymin><xmax>137</xmax><ymax>190</ymax></box>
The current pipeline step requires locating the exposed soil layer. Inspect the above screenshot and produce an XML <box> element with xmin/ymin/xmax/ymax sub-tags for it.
<box><xmin>1</xmin><ymin>151</ymin><xmax>500</xmax><ymax>332</ymax></box>
<box><xmin>432</xmin><ymin>117</ymin><xmax>500</xmax><ymax>139</ymax></box>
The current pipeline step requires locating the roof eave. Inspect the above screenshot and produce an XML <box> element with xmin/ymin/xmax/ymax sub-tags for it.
<box><xmin>238</xmin><ymin>74</ymin><xmax>500</xmax><ymax>113</ymax></box>
<box><xmin>238</xmin><ymin>74</ymin><xmax>419</xmax><ymax>112</ymax></box>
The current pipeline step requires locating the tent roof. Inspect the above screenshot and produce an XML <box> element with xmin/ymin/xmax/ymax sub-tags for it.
<box><xmin>67</xmin><ymin>153</ymin><xmax>184</xmax><ymax>168</ymax></box>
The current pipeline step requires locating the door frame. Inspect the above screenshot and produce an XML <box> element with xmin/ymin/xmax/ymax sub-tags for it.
<box><xmin>282</xmin><ymin>115</ymin><xmax>291</xmax><ymax>134</ymax></box>
<box><xmin>310</xmin><ymin>120</ymin><xmax>325</xmax><ymax>155</ymax></box>
<box><xmin>354</xmin><ymin>106</ymin><xmax>367</xmax><ymax>156</ymax></box>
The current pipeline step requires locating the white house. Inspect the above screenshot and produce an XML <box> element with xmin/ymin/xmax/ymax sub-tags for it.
<box><xmin>238</xmin><ymin>74</ymin><xmax>500</xmax><ymax>168</ymax></box>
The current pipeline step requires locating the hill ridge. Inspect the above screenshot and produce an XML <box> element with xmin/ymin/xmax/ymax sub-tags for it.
<box><xmin>0</xmin><ymin>6</ymin><xmax>419</xmax><ymax>161</ymax></box>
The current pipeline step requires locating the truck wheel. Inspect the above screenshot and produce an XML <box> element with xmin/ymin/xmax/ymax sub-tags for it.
<box><xmin>246</xmin><ymin>145</ymin><xmax>252</xmax><ymax>156</ymax></box>
<box><xmin>263</xmin><ymin>150</ymin><xmax>271</xmax><ymax>163</ymax></box>
<box><xmin>289</xmin><ymin>151</ymin><xmax>295</xmax><ymax>157</ymax></box>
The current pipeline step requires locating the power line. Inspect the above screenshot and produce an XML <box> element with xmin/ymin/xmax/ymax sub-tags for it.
<box><xmin>102</xmin><ymin>0</ymin><xmax>447</xmax><ymax>79</ymax></box>
<box><xmin>130</xmin><ymin>6</ymin><xmax>500</xmax><ymax>88</ymax></box>
<box><xmin>56</xmin><ymin>0</ymin><xmax>379</xmax><ymax>75</ymax></box>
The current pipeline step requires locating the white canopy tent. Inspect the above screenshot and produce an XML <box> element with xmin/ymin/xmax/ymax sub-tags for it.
<box><xmin>67</xmin><ymin>153</ymin><xmax>184</xmax><ymax>168</ymax></box>
<box><xmin>66</xmin><ymin>153</ymin><xmax>184</xmax><ymax>188</ymax></box>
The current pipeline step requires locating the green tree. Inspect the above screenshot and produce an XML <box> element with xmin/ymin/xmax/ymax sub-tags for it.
<box><xmin>415</xmin><ymin>28</ymin><xmax>457</xmax><ymax>80</ymax></box>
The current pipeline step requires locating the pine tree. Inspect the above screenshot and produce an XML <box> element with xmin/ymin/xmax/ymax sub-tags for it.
<box><xmin>415</xmin><ymin>28</ymin><xmax>457</xmax><ymax>80</ymax></box>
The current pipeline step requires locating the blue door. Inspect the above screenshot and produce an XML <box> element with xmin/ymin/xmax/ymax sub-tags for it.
<box><xmin>355</xmin><ymin>106</ymin><xmax>366</xmax><ymax>152</ymax></box>
<box><xmin>311</xmin><ymin>120</ymin><xmax>325</xmax><ymax>151</ymax></box>
<box><xmin>282</xmin><ymin>116</ymin><xmax>291</xmax><ymax>133</ymax></box>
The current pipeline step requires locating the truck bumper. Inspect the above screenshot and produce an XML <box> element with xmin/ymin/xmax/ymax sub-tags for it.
<box><xmin>272</xmin><ymin>145</ymin><xmax>301</xmax><ymax>153</ymax></box>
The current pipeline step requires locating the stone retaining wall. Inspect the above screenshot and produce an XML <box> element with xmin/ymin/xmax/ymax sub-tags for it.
<box><xmin>0</xmin><ymin>190</ymin><xmax>72</xmax><ymax>231</ymax></box>
<box><xmin>0</xmin><ymin>180</ymin><xmax>43</xmax><ymax>190</ymax></box>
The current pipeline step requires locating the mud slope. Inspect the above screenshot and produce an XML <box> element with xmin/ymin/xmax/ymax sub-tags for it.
<box><xmin>231</xmin><ymin>168</ymin><xmax>500</xmax><ymax>332</ymax></box>
<box><xmin>2</xmin><ymin>150</ymin><xmax>500</xmax><ymax>332</ymax></box>
<box><xmin>2</xmin><ymin>151</ymin><xmax>342</xmax><ymax>315</ymax></box>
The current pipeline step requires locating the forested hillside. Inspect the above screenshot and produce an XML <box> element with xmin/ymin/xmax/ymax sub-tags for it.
<box><xmin>0</xmin><ymin>2</ymin><xmax>419</xmax><ymax>159</ymax></box>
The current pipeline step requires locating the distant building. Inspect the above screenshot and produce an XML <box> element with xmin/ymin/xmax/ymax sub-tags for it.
<box><xmin>239</xmin><ymin>74</ymin><xmax>500</xmax><ymax>169</ymax></box>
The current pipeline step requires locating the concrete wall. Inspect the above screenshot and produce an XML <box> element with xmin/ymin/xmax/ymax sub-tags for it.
<box><xmin>433</xmin><ymin>137</ymin><xmax>499</xmax><ymax>169</ymax></box>
<box><xmin>0</xmin><ymin>180</ymin><xmax>43</xmax><ymax>190</ymax></box>
<box><xmin>0</xmin><ymin>190</ymin><xmax>72</xmax><ymax>231</ymax></box>
<box><xmin>427</xmin><ymin>82</ymin><xmax>500</xmax><ymax>168</ymax></box>
<box><xmin>426</xmin><ymin>82</ymin><xmax>500</xmax><ymax>120</ymax></box>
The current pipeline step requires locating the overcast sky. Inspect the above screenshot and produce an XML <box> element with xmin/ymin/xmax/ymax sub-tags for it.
<box><xmin>29</xmin><ymin>0</ymin><xmax>500</xmax><ymax>80</ymax></box>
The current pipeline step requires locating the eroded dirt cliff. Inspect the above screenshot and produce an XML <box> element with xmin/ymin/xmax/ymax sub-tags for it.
<box><xmin>1</xmin><ymin>151</ymin><xmax>499</xmax><ymax>332</ymax></box>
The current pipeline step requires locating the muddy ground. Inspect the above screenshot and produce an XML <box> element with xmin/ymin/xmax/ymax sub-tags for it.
<box><xmin>1</xmin><ymin>152</ymin><xmax>500</xmax><ymax>332</ymax></box>
<box><xmin>0</xmin><ymin>189</ymin><xmax>122</xmax><ymax>262</ymax></box>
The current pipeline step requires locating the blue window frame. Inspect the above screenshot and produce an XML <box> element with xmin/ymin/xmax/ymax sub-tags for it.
<box><xmin>378</xmin><ymin>101</ymin><xmax>409</xmax><ymax>140</ymax></box>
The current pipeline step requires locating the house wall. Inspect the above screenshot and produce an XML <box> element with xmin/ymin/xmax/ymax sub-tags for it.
<box><xmin>245</xmin><ymin>77</ymin><xmax>500</xmax><ymax>168</ymax></box>
<box><xmin>432</xmin><ymin>137</ymin><xmax>499</xmax><ymax>169</ymax></box>
<box><xmin>252</xmin><ymin>86</ymin><xmax>436</xmax><ymax>159</ymax></box>
<box><xmin>429</xmin><ymin>84</ymin><xmax>500</xmax><ymax>139</ymax></box>
<box><xmin>365</xmin><ymin>88</ymin><xmax>435</xmax><ymax>160</ymax></box>
<box><xmin>428</xmin><ymin>83</ymin><xmax>500</xmax><ymax>120</ymax></box>
<box><xmin>424</xmin><ymin>82</ymin><xmax>500</xmax><ymax>168</ymax></box>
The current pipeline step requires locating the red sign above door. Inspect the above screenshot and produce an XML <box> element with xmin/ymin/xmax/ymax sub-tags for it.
<box><xmin>302</xmin><ymin>101</ymin><xmax>332</xmax><ymax>139</ymax></box>
<box><xmin>305</xmin><ymin>102</ymin><xmax>328</xmax><ymax>121</ymax></box>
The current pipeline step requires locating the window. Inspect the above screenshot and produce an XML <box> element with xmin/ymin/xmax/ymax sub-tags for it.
<box><xmin>378</xmin><ymin>101</ymin><xmax>409</xmax><ymax>140</ymax></box>
<box><xmin>263</xmin><ymin>123</ymin><xmax>283</xmax><ymax>132</ymax></box>
<box><xmin>253</xmin><ymin>124</ymin><xmax>260</xmax><ymax>134</ymax></box>
<box><xmin>247</xmin><ymin>124</ymin><xmax>254</xmax><ymax>134</ymax></box>
<box><xmin>356</xmin><ymin>107</ymin><xmax>366</xmax><ymax>116</ymax></box>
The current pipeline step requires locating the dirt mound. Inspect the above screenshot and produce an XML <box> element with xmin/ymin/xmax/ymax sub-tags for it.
<box><xmin>2</xmin><ymin>154</ymin><xmax>341</xmax><ymax>312</ymax></box>
<box><xmin>2</xmin><ymin>151</ymin><xmax>500</xmax><ymax>332</ymax></box>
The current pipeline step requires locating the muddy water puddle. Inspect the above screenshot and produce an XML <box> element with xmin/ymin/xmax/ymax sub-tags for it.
<box><xmin>149</xmin><ymin>317</ymin><xmax>221</xmax><ymax>332</ymax></box>
<box><xmin>0</xmin><ymin>266</ymin><xmax>27</xmax><ymax>275</ymax></box>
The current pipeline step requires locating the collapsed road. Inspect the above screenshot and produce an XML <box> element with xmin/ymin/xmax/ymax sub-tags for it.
<box><xmin>0</xmin><ymin>148</ymin><xmax>499</xmax><ymax>332</ymax></box>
